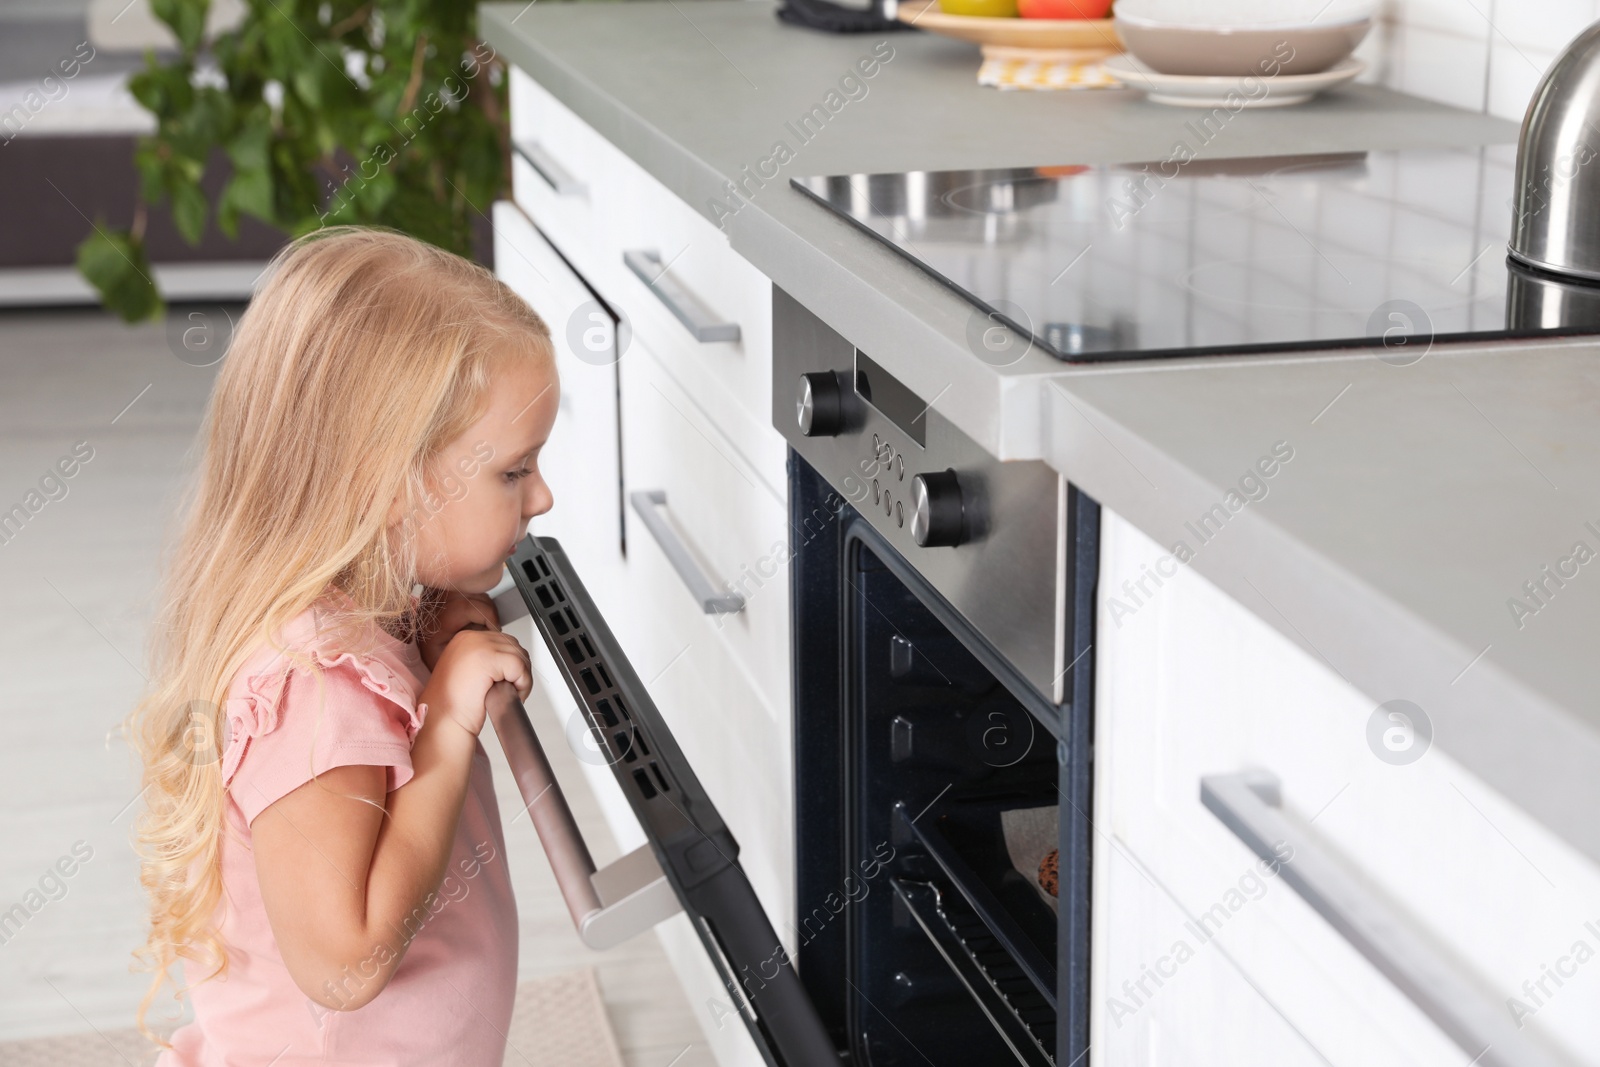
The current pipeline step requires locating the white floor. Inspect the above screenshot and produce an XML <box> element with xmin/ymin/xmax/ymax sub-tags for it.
<box><xmin>0</xmin><ymin>306</ymin><xmax>713</xmax><ymax>1067</ymax></box>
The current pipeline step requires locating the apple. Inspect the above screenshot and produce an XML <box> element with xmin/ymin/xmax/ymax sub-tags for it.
<box><xmin>1017</xmin><ymin>0</ymin><xmax>1112</xmax><ymax>17</ymax></box>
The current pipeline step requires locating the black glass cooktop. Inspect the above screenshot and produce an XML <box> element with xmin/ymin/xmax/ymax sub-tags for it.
<box><xmin>792</xmin><ymin>145</ymin><xmax>1600</xmax><ymax>364</ymax></box>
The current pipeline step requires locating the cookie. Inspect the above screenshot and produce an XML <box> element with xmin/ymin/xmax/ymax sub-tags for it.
<box><xmin>1038</xmin><ymin>848</ymin><xmax>1059</xmax><ymax>897</ymax></box>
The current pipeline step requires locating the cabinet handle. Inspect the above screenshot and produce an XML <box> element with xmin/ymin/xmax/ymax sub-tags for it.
<box><xmin>623</xmin><ymin>249</ymin><xmax>741</xmax><ymax>344</ymax></box>
<box><xmin>513</xmin><ymin>138</ymin><xmax>586</xmax><ymax>197</ymax></box>
<box><xmin>629</xmin><ymin>489</ymin><xmax>744</xmax><ymax>614</ymax></box>
<box><xmin>1202</xmin><ymin>770</ymin><xmax>1576</xmax><ymax>1067</ymax></box>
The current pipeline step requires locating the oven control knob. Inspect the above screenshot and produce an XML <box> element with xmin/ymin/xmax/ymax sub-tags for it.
<box><xmin>910</xmin><ymin>469</ymin><xmax>965</xmax><ymax>547</ymax></box>
<box><xmin>796</xmin><ymin>372</ymin><xmax>845</xmax><ymax>437</ymax></box>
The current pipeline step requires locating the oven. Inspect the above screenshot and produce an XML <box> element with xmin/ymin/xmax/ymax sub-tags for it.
<box><xmin>775</xmin><ymin>286</ymin><xmax>1097</xmax><ymax>1066</ymax></box>
<box><xmin>488</xmin><ymin>283</ymin><xmax>1098</xmax><ymax>1066</ymax></box>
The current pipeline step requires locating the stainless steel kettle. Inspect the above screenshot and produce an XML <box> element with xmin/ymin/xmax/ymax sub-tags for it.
<box><xmin>1509</xmin><ymin>21</ymin><xmax>1600</xmax><ymax>281</ymax></box>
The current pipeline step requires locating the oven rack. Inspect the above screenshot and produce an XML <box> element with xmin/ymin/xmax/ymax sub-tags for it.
<box><xmin>893</xmin><ymin>878</ymin><xmax>1056</xmax><ymax>1065</ymax></box>
<box><xmin>896</xmin><ymin>801</ymin><xmax>1058</xmax><ymax>1006</ymax></box>
<box><xmin>892</xmin><ymin>798</ymin><xmax>1059</xmax><ymax>1063</ymax></box>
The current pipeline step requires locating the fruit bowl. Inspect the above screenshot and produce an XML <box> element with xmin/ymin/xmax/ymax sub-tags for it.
<box><xmin>895</xmin><ymin>0</ymin><xmax>1124</xmax><ymax>58</ymax></box>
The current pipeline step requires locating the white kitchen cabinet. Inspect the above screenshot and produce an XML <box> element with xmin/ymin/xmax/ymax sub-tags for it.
<box><xmin>504</xmin><ymin>63</ymin><xmax>793</xmax><ymax>750</ymax></box>
<box><xmin>613</xmin><ymin>339</ymin><xmax>792</xmax><ymax>722</ymax></box>
<box><xmin>507</xmin><ymin>67</ymin><xmax>785</xmax><ymax>500</ymax></box>
<box><xmin>504</xmin><ymin>66</ymin><xmax>797</xmax><ymax>1066</ymax></box>
<box><xmin>614</xmin><ymin>339</ymin><xmax>792</xmax><ymax>1067</ymax></box>
<box><xmin>615</xmin><ymin>339</ymin><xmax>793</xmax><ymax>906</ymax></box>
<box><xmin>508</xmin><ymin>68</ymin><xmax>601</xmax><ymax>289</ymax></box>
<box><xmin>491</xmin><ymin>199</ymin><xmax>624</xmax><ymax>614</ymax></box>
<box><xmin>1095</xmin><ymin>841</ymin><xmax>1330</xmax><ymax>1066</ymax></box>
<box><xmin>493</xmin><ymin>199</ymin><xmax>642</xmax><ymax>844</ymax></box>
<box><xmin>1092</xmin><ymin>508</ymin><xmax>1600</xmax><ymax>1066</ymax></box>
<box><xmin>593</xmin><ymin>167</ymin><xmax>782</xmax><ymax>498</ymax></box>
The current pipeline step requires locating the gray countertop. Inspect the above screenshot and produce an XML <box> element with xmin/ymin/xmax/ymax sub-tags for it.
<box><xmin>481</xmin><ymin>1</ymin><xmax>1600</xmax><ymax>866</ymax></box>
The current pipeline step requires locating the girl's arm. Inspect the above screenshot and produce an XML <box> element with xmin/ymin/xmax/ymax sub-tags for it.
<box><xmin>250</xmin><ymin>628</ymin><xmax>530</xmax><ymax>1010</ymax></box>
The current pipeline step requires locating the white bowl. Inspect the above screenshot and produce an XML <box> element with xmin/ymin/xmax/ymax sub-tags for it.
<box><xmin>1114</xmin><ymin>10</ymin><xmax>1372</xmax><ymax>77</ymax></box>
<box><xmin>1112</xmin><ymin>0</ymin><xmax>1377</xmax><ymax>26</ymax></box>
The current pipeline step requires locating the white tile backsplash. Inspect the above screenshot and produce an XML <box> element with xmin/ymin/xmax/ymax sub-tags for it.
<box><xmin>1400</xmin><ymin>0</ymin><xmax>1494</xmax><ymax>37</ymax></box>
<box><xmin>1494</xmin><ymin>0</ymin><xmax>1597</xmax><ymax>52</ymax></box>
<box><xmin>1485</xmin><ymin>40</ymin><xmax>1557</xmax><ymax>119</ymax></box>
<box><xmin>1393</xmin><ymin>22</ymin><xmax>1491</xmax><ymax>111</ymax></box>
<box><xmin>1368</xmin><ymin>0</ymin><xmax>1600</xmax><ymax>120</ymax></box>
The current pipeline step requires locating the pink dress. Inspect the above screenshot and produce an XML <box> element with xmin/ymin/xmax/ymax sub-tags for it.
<box><xmin>158</xmin><ymin>595</ymin><xmax>519</xmax><ymax>1067</ymax></box>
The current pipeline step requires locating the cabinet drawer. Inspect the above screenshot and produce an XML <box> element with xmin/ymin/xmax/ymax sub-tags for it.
<box><xmin>1093</xmin><ymin>509</ymin><xmax>1600</xmax><ymax>1065</ymax></box>
<box><xmin>597</xmin><ymin>175</ymin><xmax>780</xmax><ymax>489</ymax></box>
<box><xmin>509</xmin><ymin>68</ymin><xmax>598</xmax><ymax>286</ymax></box>
<box><xmin>494</xmin><ymin>198</ymin><xmax>642</xmax><ymax>848</ymax></box>
<box><xmin>618</xmin><ymin>338</ymin><xmax>791</xmax><ymax>726</ymax></box>
<box><xmin>506</xmin><ymin>67</ymin><xmax>784</xmax><ymax>497</ymax></box>
<box><xmin>615</xmin><ymin>338</ymin><xmax>793</xmax><ymax>929</ymax></box>
<box><xmin>492</xmin><ymin>200</ymin><xmax>624</xmax><ymax>619</ymax></box>
<box><xmin>1093</xmin><ymin>844</ymin><xmax>1338</xmax><ymax>1066</ymax></box>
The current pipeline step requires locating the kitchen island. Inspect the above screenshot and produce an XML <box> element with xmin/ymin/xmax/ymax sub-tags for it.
<box><xmin>480</xmin><ymin>4</ymin><xmax>1600</xmax><ymax>1065</ymax></box>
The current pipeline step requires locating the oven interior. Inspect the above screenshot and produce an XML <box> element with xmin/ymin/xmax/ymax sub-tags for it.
<box><xmin>792</xmin><ymin>453</ymin><xmax>1074</xmax><ymax>1066</ymax></box>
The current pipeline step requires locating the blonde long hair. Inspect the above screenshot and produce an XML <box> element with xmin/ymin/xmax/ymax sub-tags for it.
<box><xmin>127</xmin><ymin>226</ymin><xmax>552</xmax><ymax>1039</ymax></box>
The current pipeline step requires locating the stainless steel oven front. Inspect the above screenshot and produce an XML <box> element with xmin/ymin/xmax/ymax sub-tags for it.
<box><xmin>774</xmin><ymin>285</ymin><xmax>1098</xmax><ymax>1066</ymax></box>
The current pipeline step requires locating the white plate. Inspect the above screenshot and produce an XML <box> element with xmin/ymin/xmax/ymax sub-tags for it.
<box><xmin>1102</xmin><ymin>54</ymin><xmax>1365</xmax><ymax>107</ymax></box>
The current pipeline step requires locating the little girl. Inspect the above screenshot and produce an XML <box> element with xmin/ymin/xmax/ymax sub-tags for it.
<box><xmin>127</xmin><ymin>226</ymin><xmax>561</xmax><ymax>1065</ymax></box>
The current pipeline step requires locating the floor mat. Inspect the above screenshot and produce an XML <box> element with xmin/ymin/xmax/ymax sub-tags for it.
<box><xmin>0</xmin><ymin>968</ymin><xmax>627</xmax><ymax>1067</ymax></box>
<box><xmin>501</xmin><ymin>967</ymin><xmax>627</xmax><ymax>1067</ymax></box>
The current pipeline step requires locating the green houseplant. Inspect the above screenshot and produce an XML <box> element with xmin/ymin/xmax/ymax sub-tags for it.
<box><xmin>84</xmin><ymin>0</ymin><xmax>509</xmax><ymax>322</ymax></box>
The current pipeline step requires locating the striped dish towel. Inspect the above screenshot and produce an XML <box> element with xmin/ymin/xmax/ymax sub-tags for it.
<box><xmin>978</xmin><ymin>52</ymin><xmax>1123</xmax><ymax>90</ymax></box>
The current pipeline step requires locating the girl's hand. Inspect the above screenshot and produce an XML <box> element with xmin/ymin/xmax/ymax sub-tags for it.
<box><xmin>416</xmin><ymin>588</ymin><xmax>500</xmax><ymax>671</ymax></box>
<box><xmin>418</xmin><ymin>629</ymin><xmax>532</xmax><ymax>738</ymax></box>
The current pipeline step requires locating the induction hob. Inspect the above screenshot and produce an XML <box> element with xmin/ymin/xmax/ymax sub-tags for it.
<box><xmin>792</xmin><ymin>145</ymin><xmax>1600</xmax><ymax>364</ymax></box>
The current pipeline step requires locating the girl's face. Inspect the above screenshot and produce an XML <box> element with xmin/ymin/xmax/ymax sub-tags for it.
<box><xmin>394</xmin><ymin>350</ymin><xmax>560</xmax><ymax>593</ymax></box>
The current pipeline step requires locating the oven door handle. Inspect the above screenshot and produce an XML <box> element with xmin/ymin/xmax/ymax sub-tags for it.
<box><xmin>623</xmin><ymin>249</ymin><xmax>741</xmax><ymax>343</ymax></box>
<box><xmin>630</xmin><ymin>489</ymin><xmax>745</xmax><ymax>614</ymax></box>
<box><xmin>495</xmin><ymin>540</ymin><xmax>842</xmax><ymax>1065</ymax></box>
<box><xmin>483</xmin><ymin>591</ymin><xmax>683</xmax><ymax>951</ymax></box>
<box><xmin>1201</xmin><ymin>770</ymin><xmax>1576</xmax><ymax>1067</ymax></box>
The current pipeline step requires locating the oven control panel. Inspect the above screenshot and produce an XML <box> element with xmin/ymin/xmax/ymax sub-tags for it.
<box><xmin>795</xmin><ymin>369</ymin><xmax>972</xmax><ymax>546</ymax></box>
<box><xmin>773</xmin><ymin>284</ymin><xmax>1071</xmax><ymax>705</ymax></box>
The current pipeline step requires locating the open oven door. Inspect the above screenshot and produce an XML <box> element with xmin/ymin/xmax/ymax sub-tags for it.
<box><xmin>485</xmin><ymin>532</ymin><xmax>842</xmax><ymax>1067</ymax></box>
